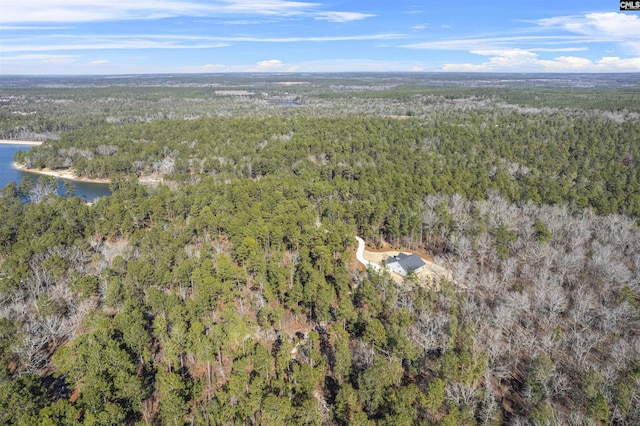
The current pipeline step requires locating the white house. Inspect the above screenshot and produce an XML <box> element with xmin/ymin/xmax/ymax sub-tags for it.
<box><xmin>386</xmin><ymin>253</ymin><xmax>426</xmax><ymax>276</ymax></box>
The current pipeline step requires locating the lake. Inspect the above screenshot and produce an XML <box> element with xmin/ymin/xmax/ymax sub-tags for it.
<box><xmin>0</xmin><ymin>144</ymin><xmax>111</xmax><ymax>201</ymax></box>
<box><xmin>269</xmin><ymin>100</ymin><xmax>300</xmax><ymax>106</ymax></box>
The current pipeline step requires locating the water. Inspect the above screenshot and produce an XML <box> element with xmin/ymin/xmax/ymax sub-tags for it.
<box><xmin>0</xmin><ymin>144</ymin><xmax>111</xmax><ymax>201</ymax></box>
<box><xmin>269</xmin><ymin>100</ymin><xmax>300</xmax><ymax>106</ymax></box>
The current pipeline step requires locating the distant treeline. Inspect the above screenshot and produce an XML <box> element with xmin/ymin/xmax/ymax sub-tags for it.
<box><xmin>2</xmin><ymin>74</ymin><xmax>639</xmax><ymax>141</ymax></box>
<box><xmin>17</xmin><ymin>112</ymin><xmax>640</xmax><ymax>219</ymax></box>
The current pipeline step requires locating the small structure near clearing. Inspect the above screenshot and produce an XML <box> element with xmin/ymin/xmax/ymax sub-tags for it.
<box><xmin>360</xmin><ymin>243</ymin><xmax>451</xmax><ymax>287</ymax></box>
<box><xmin>386</xmin><ymin>253</ymin><xmax>426</xmax><ymax>276</ymax></box>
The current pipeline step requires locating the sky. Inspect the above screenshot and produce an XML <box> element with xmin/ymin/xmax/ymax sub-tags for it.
<box><xmin>1</xmin><ymin>0</ymin><xmax>639</xmax><ymax>75</ymax></box>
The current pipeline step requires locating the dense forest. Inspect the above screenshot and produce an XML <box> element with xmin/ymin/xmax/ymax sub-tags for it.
<box><xmin>0</xmin><ymin>74</ymin><xmax>639</xmax><ymax>425</ymax></box>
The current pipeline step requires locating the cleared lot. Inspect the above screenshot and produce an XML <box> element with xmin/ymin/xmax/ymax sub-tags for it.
<box><xmin>360</xmin><ymin>242</ymin><xmax>451</xmax><ymax>287</ymax></box>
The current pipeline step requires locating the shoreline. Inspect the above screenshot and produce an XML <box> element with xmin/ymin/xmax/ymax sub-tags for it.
<box><xmin>13</xmin><ymin>162</ymin><xmax>111</xmax><ymax>184</ymax></box>
<box><xmin>0</xmin><ymin>140</ymin><xmax>43</xmax><ymax>146</ymax></box>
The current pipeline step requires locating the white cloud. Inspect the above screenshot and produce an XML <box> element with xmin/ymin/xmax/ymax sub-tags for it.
<box><xmin>539</xmin><ymin>56</ymin><xmax>640</xmax><ymax>72</ymax></box>
<box><xmin>181</xmin><ymin>63</ymin><xmax>230</xmax><ymax>72</ymax></box>
<box><xmin>5</xmin><ymin>56</ymin><xmax>440</xmax><ymax>74</ymax></box>
<box><xmin>2</xmin><ymin>33</ymin><xmax>401</xmax><ymax>54</ymax></box>
<box><xmin>442</xmin><ymin>49</ymin><xmax>540</xmax><ymax>71</ymax></box>
<box><xmin>1</xmin><ymin>1</ymin><xmax>374</xmax><ymax>24</ymax></box>
<box><xmin>530</xmin><ymin>47</ymin><xmax>588</xmax><ymax>52</ymax></box>
<box><xmin>179</xmin><ymin>58</ymin><xmax>436</xmax><ymax>73</ymax></box>
<box><xmin>405</xmin><ymin>11</ymin><xmax>640</xmax><ymax>73</ymax></box>
<box><xmin>0</xmin><ymin>25</ymin><xmax>71</xmax><ymax>30</ymax></box>
<box><xmin>215</xmin><ymin>19</ymin><xmax>279</xmax><ymax>25</ymax></box>
<box><xmin>537</xmin><ymin>12</ymin><xmax>640</xmax><ymax>38</ymax></box>
<box><xmin>583</xmin><ymin>12</ymin><xmax>640</xmax><ymax>37</ymax></box>
<box><xmin>442</xmin><ymin>49</ymin><xmax>640</xmax><ymax>73</ymax></box>
<box><xmin>403</xmin><ymin>35</ymin><xmax>589</xmax><ymax>51</ymax></box>
<box><xmin>251</xmin><ymin>59</ymin><xmax>286</xmax><ymax>71</ymax></box>
<box><xmin>470</xmin><ymin>48</ymin><xmax>536</xmax><ymax>58</ymax></box>
<box><xmin>536</xmin><ymin>56</ymin><xmax>594</xmax><ymax>72</ymax></box>
<box><xmin>405</xmin><ymin>12</ymin><xmax>640</xmax><ymax>54</ymax></box>
<box><xmin>0</xmin><ymin>1</ymin><xmax>311</xmax><ymax>23</ymax></box>
<box><xmin>315</xmin><ymin>12</ymin><xmax>374</xmax><ymax>23</ymax></box>
<box><xmin>221</xmin><ymin>34</ymin><xmax>403</xmax><ymax>42</ymax></box>
<box><xmin>90</xmin><ymin>59</ymin><xmax>110</xmax><ymax>65</ymax></box>
<box><xmin>182</xmin><ymin>59</ymin><xmax>288</xmax><ymax>73</ymax></box>
<box><xmin>274</xmin><ymin>59</ymin><xmax>435</xmax><ymax>72</ymax></box>
<box><xmin>2</xmin><ymin>53</ymin><xmax>76</xmax><ymax>61</ymax></box>
<box><xmin>535</xmin><ymin>12</ymin><xmax>640</xmax><ymax>54</ymax></box>
<box><xmin>183</xmin><ymin>59</ymin><xmax>294</xmax><ymax>74</ymax></box>
<box><xmin>2</xmin><ymin>38</ymin><xmax>230</xmax><ymax>53</ymax></box>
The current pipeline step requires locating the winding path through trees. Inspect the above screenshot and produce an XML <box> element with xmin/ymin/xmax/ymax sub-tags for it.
<box><xmin>355</xmin><ymin>236</ymin><xmax>382</xmax><ymax>273</ymax></box>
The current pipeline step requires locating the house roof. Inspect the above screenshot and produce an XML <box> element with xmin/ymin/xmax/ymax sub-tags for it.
<box><xmin>387</xmin><ymin>253</ymin><xmax>425</xmax><ymax>273</ymax></box>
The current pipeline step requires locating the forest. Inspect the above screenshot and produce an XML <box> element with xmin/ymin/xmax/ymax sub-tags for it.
<box><xmin>0</xmin><ymin>73</ymin><xmax>639</xmax><ymax>425</ymax></box>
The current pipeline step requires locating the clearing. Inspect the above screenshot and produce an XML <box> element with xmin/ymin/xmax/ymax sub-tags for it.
<box><xmin>355</xmin><ymin>236</ymin><xmax>451</xmax><ymax>287</ymax></box>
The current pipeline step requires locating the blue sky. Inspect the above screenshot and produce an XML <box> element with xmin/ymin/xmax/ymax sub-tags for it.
<box><xmin>1</xmin><ymin>1</ymin><xmax>639</xmax><ymax>74</ymax></box>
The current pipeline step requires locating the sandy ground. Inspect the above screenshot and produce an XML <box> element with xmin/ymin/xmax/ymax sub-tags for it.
<box><xmin>13</xmin><ymin>162</ymin><xmax>111</xmax><ymax>184</ymax></box>
<box><xmin>0</xmin><ymin>140</ymin><xmax>43</xmax><ymax>146</ymax></box>
<box><xmin>362</xmin><ymin>246</ymin><xmax>451</xmax><ymax>287</ymax></box>
<box><xmin>14</xmin><ymin>160</ymin><xmax>166</xmax><ymax>187</ymax></box>
<box><xmin>362</xmin><ymin>249</ymin><xmax>401</xmax><ymax>265</ymax></box>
